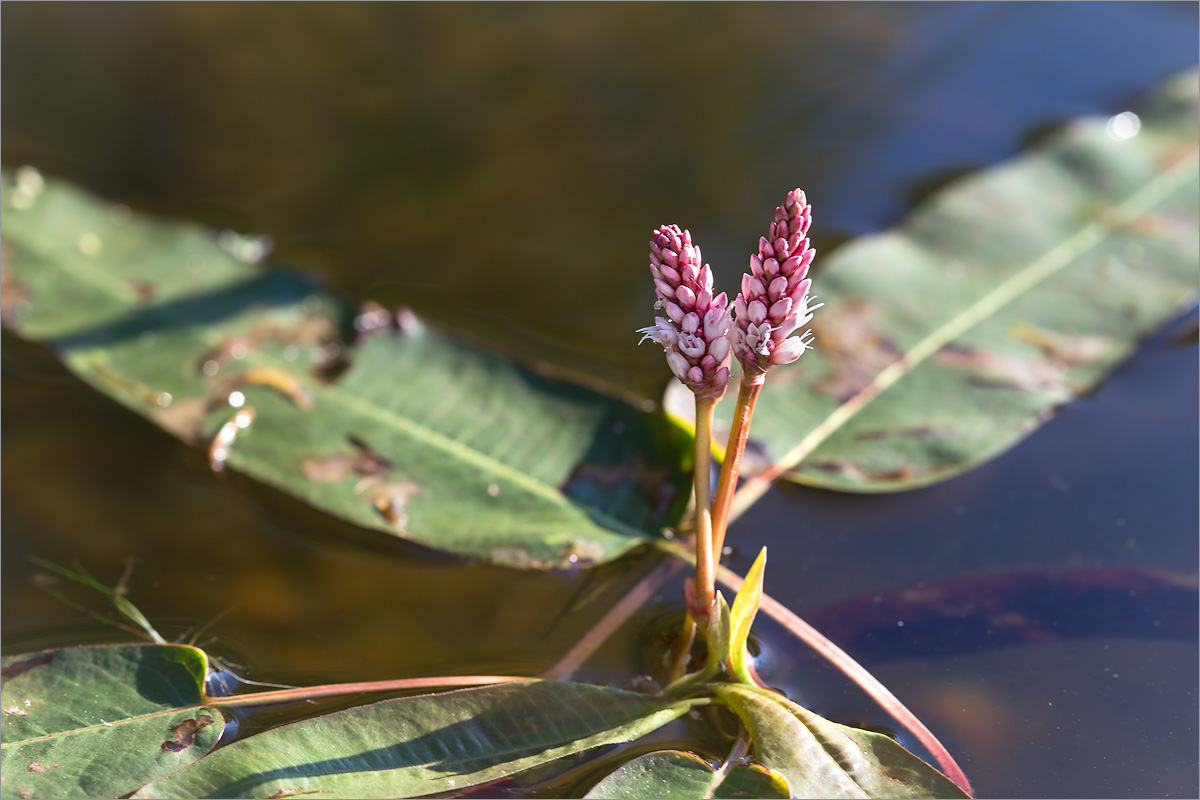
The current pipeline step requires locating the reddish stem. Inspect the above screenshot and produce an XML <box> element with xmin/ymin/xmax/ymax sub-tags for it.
<box><xmin>216</xmin><ymin>675</ymin><xmax>534</xmax><ymax>709</ymax></box>
<box><xmin>710</xmin><ymin>374</ymin><xmax>763</xmax><ymax>567</ymax></box>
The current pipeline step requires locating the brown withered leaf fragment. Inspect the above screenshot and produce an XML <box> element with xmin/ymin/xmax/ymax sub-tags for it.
<box><xmin>1</xmin><ymin>652</ymin><xmax>55</xmax><ymax>682</ymax></box>
<box><xmin>195</xmin><ymin>337</ymin><xmax>252</xmax><ymax>375</ymax></box>
<box><xmin>151</xmin><ymin>397</ymin><xmax>211</xmax><ymax>443</ymax></box>
<box><xmin>161</xmin><ymin>713</ymin><xmax>215</xmax><ymax>753</ymax></box>
<box><xmin>299</xmin><ymin>436</ymin><xmax>393</xmax><ymax>483</ymax></box>
<box><xmin>1010</xmin><ymin>322</ymin><xmax>1116</xmax><ymax>366</ymax></box>
<box><xmin>808</xmin><ymin>459</ymin><xmax>922</xmax><ymax>484</ymax></box>
<box><xmin>857</xmin><ymin>425</ymin><xmax>938</xmax><ymax>442</ymax></box>
<box><xmin>810</xmin><ymin>298</ymin><xmax>903</xmax><ymax>402</ymax></box>
<box><xmin>364</xmin><ymin>480</ymin><xmax>423</xmax><ymax>529</ymax></box>
<box><xmin>128</xmin><ymin>278</ymin><xmax>157</xmax><ymax>303</ymax></box>
<box><xmin>936</xmin><ymin>343</ymin><xmax>1071</xmax><ymax>394</ymax></box>
<box><xmin>26</xmin><ymin>762</ymin><xmax>58</xmax><ymax>774</ymax></box>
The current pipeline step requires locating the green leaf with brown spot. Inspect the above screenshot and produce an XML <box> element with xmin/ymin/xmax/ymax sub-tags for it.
<box><xmin>0</xmin><ymin>644</ymin><xmax>222</xmax><ymax>800</ymax></box>
<box><xmin>0</xmin><ymin>171</ymin><xmax>692</xmax><ymax>567</ymax></box>
<box><xmin>699</xmin><ymin>68</ymin><xmax>1199</xmax><ymax>492</ymax></box>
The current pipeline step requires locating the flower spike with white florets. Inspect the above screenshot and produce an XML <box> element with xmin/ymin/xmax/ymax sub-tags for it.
<box><xmin>732</xmin><ymin>189</ymin><xmax>822</xmax><ymax>380</ymax></box>
<box><xmin>638</xmin><ymin>224</ymin><xmax>732</xmax><ymax>402</ymax></box>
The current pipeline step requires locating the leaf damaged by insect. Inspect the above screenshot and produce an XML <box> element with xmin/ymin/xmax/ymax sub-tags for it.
<box><xmin>935</xmin><ymin>343</ymin><xmax>1073</xmax><ymax>395</ymax></box>
<box><xmin>150</xmin><ymin>397</ymin><xmax>212</xmax><ymax>443</ymax></box>
<box><xmin>298</xmin><ymin>436</ymin><xmax>393</xmax><ymax>483</ymax></box>
<box><xmin>25</xmin><ymin>762</ymin><xmax>59</xmax><ymax>774</ymax></box>
<box><xmin>809</xmin><ymin>298</ymin><xmax>904</xmax><ymax>402</ymax></box>
<box><xmin>161</xmin><ymin>714</ymin><xmax>217</xmax><ymax>753</ymax></box>
<box><xmin>1009</xmin><ymin>322</ymin><xmax>1118</xmax><ymax>366</ymax></box>
<box><xmin>364</xmin><ymin>480</ymin><xmax>423</xmax><ymax>530</ymax></box>
<box><xmin>196</xmin><ymin>313</ymin><xmax>342</xmax><ymax>379</ymax></box>
<box><xmin>1</xmin><ymin>653</ymin><xmax>55</xmax><ymax>682</ymax></box>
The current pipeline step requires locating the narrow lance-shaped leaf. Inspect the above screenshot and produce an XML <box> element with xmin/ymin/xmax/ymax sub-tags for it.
<box><xmin>582</xmin><ymin>750</ymin><xmax>791</xmax><ymax>799</ymax></box>
<box><xmin>0</xmin><ymin>644</ymin><xmax>223</xmax><ymax>800</ymax></box>
<box><xmin>712</xmin><ymin>682</ymin><xmax>968</xmax><ymax>799</ymax></box>
<box><xmin>691</xmin><ymin>68</ymin><xmax>1200</xmax><ymax>493</ymax></box>
<box><xmin>727</xmin><ymin>546</ymin><xmax>766</xmax><ymax>684</ymax></box>
<box><xmin>0</xmin><ymin>170</ymin><xmax>693</xmax><ymax>567</ymax></box>
<box><xmin>135</xmin><ymin>681</ymin><xmax>699</xmax><ymax>799</ymax></box>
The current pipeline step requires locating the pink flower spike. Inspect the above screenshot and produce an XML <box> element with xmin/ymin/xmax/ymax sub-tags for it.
<box><xmin>640</xmin><ymin>224</ymin><xmax>732</xmax><ymax>402</ymax></box>
<box><xmin>731</xmin><ymin>189</ymin><xmax>820</xmax><ymax>379</ymax></box>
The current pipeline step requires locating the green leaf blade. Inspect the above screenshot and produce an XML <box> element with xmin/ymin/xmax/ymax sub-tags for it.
<box><xmin>712</xmin><ymin>69</ymin><xmax>1200</xmax><ymax>492</ymax></box>
<box><xmin>1</xmin><ymin>173</ymin><xmax>692</xmax><ymax>567</ymax></box>
<box><xmin>712</xmin><ymin>683</ymin><xmax>967</xmax><ymax>799</ymax></box>
<box><xmin>136</xmin><ymin>681</ymin><xmax>696</xmax><ymax>799</ymax></box>
<box><xmin>0</xmin><ymin>644</ymin><xmax>222</xmax><ymax>800</ymax></box>
<box><xmin>582</xmin><ymin>750</ymin><xmax>791</xmax><ymax>799</ymax></box>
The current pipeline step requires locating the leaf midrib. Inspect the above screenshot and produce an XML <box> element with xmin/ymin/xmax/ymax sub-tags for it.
<box><xmin>732</xmin><ymin>141</ymin><xmax>1200</xmax><ymax>513</ymax></box>
<box><xmin>1</xmin><ymin>701</ymin><xmax>210</xmax><ymax>748</ymax></box>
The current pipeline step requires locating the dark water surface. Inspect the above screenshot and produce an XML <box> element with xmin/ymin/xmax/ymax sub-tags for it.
<box><xmin>3</xmin><ymin>4</ymin><xmax>1197</xmax><ymax>798</ymax></box>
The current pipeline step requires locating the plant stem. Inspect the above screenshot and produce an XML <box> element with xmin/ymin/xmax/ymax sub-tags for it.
<box><xmin>665</xmin><ymin>613</ymin><xmax>697</xmax><ymax>683</ymax></box>
<box><xmin>216</xmin><ymin>675</ymin><xmax>534</xmax><ymax>709</ymax></box>
<box><xmin>709</xmin><ymin>374</ymin><xmax>764</xmax><ymax>567</ymax></box>
<box><xmin>691</xmin><ymin>396</ymin><xmax>718</xmax><ymax>622</ymax></box>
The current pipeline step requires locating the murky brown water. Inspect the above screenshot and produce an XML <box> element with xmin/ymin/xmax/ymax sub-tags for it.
<box><xmin>3</xmin><ymin>4</ymin><xmax>1197</xmax><ymax>797</ymax></box>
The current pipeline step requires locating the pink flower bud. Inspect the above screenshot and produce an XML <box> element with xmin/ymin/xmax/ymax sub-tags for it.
<box><xmin>749</xmin><ymin>254</ymin><xmax>765</xmax><ymax>279</ymax></box>
<box><xmin>640</xmin><ymin>223</ymin><xmax>731</xmax><ymax>401</ymax></box>
<box><xmin>748</xmin><ymin>300</ymin><xmax>768</xmax><ymax>325</ymax></box>
<box><xmin>675</xmin><ymin>285</ymin><xmax>696</xmax><ymax>309</ymax></box>
<box><xmin>667</xmin><ymin>352</ymin><xmax>691</xmax><ymax>380</ymax></box>
<box><xmin>731</xmin><ymin>189</ymin><xmax>820</xmax><ymax>378</ymax></box>
<box><xmin>708</xmin><ymin>336</ymin><xmax>731</xmax><ymax>363</ymax></box>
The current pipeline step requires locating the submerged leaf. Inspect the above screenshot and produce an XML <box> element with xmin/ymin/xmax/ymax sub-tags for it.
<box><xmin>0</xmin><ymin>644</ymin><xmax>222</xmax><ymax>800</ymax></box>
<box><xmin>704</xmin><ymin>69</ymin><xmax>1200</xmax><ymax>492</ymax></box>
<box><xmin>712</xmin><ymin>683</ymin><xmax>968</xmax><ymax>799</ymax></box>
<box><xmin>0</xmin><ymin>172</ymin><xmax>692</xmax><ymax>567</ymax></box>
<box><xmin>135</xmin><ymin>681</ymin><xmax>697</xmax><ymax>799</ymax></box>
<box><xmin>582</xmin><ymin>749</ymin><xmax>790</xmax><ymax>799</ymax></box>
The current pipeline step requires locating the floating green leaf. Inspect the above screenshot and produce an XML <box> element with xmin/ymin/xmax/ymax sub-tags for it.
<box><xmin>0</xmin><ymin>171</ymin><xmax>692</xmax><ymax>567</ymax></box>
<box><xmin>582</xmin><ymin>750</ymin><xmax>791</xmax><ymax>799</ymax></box>
<box><xmin>0</xmin><ymin>644</ymin><xmax>222</xmax><ymax>800</ymax></box>
<box><xmin>135</xmin><ymin>681</ymin><xmax>697</xmax><ymax>799</ymax></box>
<box><xmin>699</xmin><ymin>69</ymin><xmax>1200</xmax><ymax>492</ymax></box>
<box><xmin>712</xmin><ymin>683</ymin><xmax>968</xmax><ymax>799</ymax></box>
